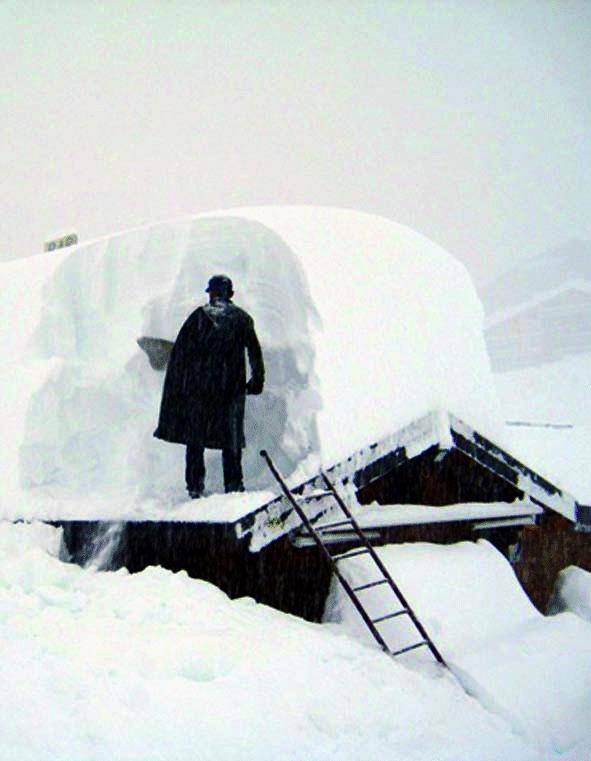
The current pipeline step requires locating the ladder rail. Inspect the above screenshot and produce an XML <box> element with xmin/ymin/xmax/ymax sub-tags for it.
<box><xmin>319</xmin><ymin>471</ymin><xmax>447</xmax><ymax>666</ymax></box>
<box><xmin>259</xmin><ymin>450</ymin><xmax>391</xmax><ymax>652</ymax></box>
<box><xmin>260</xmin><ymin>450</ymin><xmax>447</xmax><ymax>668</ymax></box>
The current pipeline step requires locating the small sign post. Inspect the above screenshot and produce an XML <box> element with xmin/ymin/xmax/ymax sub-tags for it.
<box><xmin>44</xmin><ymin>233</ymin><xmax>78</xmax><ymax>252</ymax></box>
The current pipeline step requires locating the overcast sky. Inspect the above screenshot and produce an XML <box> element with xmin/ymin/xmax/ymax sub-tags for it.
<box><xmin>1</xmin><ymin>0</ymin><xmax>590</xmax><ymax>283</ymax></box>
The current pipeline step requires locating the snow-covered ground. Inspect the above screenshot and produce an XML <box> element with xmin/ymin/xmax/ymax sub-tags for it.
<box><xmin>325</xmin><ymin>540</ymin><xmax>591</xmax><ymax>758</ymax></box>
<box><xmin>494</xmin><ymin>352</ymin><xmax>591</xmax><ymax>504</ymax></box>
<box><xmin>2</xmin><ymin>521</ymin><xmax>590</xmax><ymax>761</ymax></box>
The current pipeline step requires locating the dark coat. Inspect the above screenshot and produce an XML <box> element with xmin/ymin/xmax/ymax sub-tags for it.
<box><xmin>154</xmin><ymin>300</ymin><xmax>265</xmax><ymax>449</ymax></box>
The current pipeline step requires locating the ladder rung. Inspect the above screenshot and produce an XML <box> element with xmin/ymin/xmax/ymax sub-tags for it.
<box><xmin>352</xmin><ymin>579</ymin><xmax>389</xmax><ymax>592</ymax></box>
<box><xmin>331</xmin><ymin>548</ymin><xmax>370</xmax><ymax>562</ymax></box>
<box><xmin>259</xmin><ymin>451</ymin><xmax>447</xmax><ymax>670</ymax></box>
<box><xmin>294</xmin><ymin>491</ymin><xmax>332</xmax><ymax>502</ymax></box>
<box><xmin>372</xmin><ymin>610</ymin><xmax>408</xmax><ymax>624</ymax></box>
<box><xmin>391</xmin><ymin>641</ymin><xmax>428</xmax><ymax>657</ymax></box>
<box><xmin>316</xmin><ymin>519</ymin><xmax>353</xmax><ymax>531</ymax></box>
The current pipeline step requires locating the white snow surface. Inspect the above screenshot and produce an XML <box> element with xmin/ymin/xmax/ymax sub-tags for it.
<box><xmin>324</xmin><ymin>539</ymin><xmax>591</xmax><ymax>758</ymax></box>
<box><xmin>5</xmin><ymin>489</ymin><xmax>278</xmax><ymax>524</ymax></box>
<box><xmin>549</xmin><ymin>566</ymin><xmax>591</xmax><ymax>623</ymax></box>
<box><xmin>336</xmin><ymin>499</ymin><xmax>543</xmax><ymax>528</ymax></box>
<box><xmin>0</xmin><ymin>207</ymin><xmax>499</xmax><ymax>519</ymax></box>
<box><xmin>2</xmin><ymin>521</ymin><xmax>584</xmax><ymax>761</ymax></box>
<box><xmin>494</xmin><ymin>352</ymin><xmax>591</xmax><ymax>504</ymax></box>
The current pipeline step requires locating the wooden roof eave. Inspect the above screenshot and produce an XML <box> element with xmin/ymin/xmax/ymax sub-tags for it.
<box><xmin>235</xmin><ymin>411</ymin><xmax>445</xmax><ymax>552</ymax></box>
<box><xmin>235</xmin><ymin>411</ymin><xmax>580</xmax><ymax>552</ymax></box>
<box><xmin>447</xmin><ymin>413</ymin><xmax>578</xmax><ymax>523</ymax></box>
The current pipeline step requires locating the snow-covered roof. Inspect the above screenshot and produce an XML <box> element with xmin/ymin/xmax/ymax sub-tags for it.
<box><xmin>236</xmin><ymin>411</ymin><xmax>578</xmax><ymax>552</ymax></box>
<box><xmin>0</xmin><ymin>207</ymin><xmax>499</xmax><ymax>518</ymax></box>
<box><xmin>291</xmin><ymin>500</ymin><xmax>543</xmax><ymax>547</ymax></box>
<box><xmin>485</xmin><ymin>278</ymin><xmax>591</xmax><ymax>329</ymax></box>
<box><xmin>481</xmin><ymin>238</ymin><xmax>591</xmax><ymax>316</ymax></box>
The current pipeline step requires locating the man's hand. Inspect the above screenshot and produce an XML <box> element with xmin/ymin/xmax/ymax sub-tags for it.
<box><xmin>246</xmin><ymin>378</ymin><xmax>263</xmax><ymax>395</ymax></box>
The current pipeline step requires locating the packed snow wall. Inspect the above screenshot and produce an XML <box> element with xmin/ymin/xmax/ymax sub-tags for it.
<box><xmin>0</xmin><ymin>207</ymin><xmax>499</xmax><ymax>516</ymax></box>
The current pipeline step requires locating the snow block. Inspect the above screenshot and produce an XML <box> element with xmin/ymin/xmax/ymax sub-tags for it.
<box><xmin>0</xmin><ymin>207</ymin><xmax>498</xmax><ymax>518</ymax></box>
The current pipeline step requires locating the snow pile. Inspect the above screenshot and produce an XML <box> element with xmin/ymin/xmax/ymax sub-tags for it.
<box><xmin>210</xmin><ymin>208</ymin><xmax>500</xmax><ymax>460</ymax></box>
<box><xmin>324</xmin><ymin>540</ymin><xmax>591</xmax><ymax>756</ymax></box>
<box><xmin>494</xmin><ymin>351</ymin><xmax>591</xmax><ymax>503</ymax></box>
<box><xmin>0</xmin><ymin>522</ymin><xmax>544</xmax><ymax>761</ymax></box>
<box><xmin>1</xmin><ymin>215</ymin><xmax>321</xmax><ymax>515</ymax></box>
<box><xmin>549</xmin><ymin>566</ymin><xmax>591</xmax><ymax>622</ymax></box>
<box><xmin>0</xmin><ymin>207</ymin><xmax>498</xmax><ymax>518</ymax></box>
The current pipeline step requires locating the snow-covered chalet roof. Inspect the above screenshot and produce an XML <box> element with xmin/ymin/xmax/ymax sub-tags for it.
<box><xmin>0</xmin><ymin>207</ymin><xmax>499</xmax><ymax>518</ymax></box>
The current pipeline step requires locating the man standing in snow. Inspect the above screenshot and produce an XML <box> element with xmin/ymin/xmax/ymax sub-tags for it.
<box><xmin>154</xmin><ymin>275</ymin><xmax>265</xmax><ymax>498</ymax></box>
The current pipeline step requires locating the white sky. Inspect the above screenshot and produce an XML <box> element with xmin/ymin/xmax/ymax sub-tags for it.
<box><xmin>1</xmin><ymin>0</ymin><xmax>590</xmax><ymax>283</ymax></box>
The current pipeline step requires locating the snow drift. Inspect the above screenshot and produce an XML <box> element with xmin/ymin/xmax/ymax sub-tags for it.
<box><xmin>0</xmin><ymin>522</ymin><xmax>545</xmax><ymax>761</ymax></box>
<box><xmin>494</xmin><ymin>351</ymin><xmax>591</xmax><ymax>503</ymax></box>
<box><xmin>549</xmin><ymin>565</ymin><xmax>591</xmax><ymax>622</ymax></box>
<box><xmin>0</xmin><ymin>207</ymin><xmax>498</xmax><ymax>517</ymax></box>
<box><xmin>324</xmin><ymin>540</ymin><xmax>591</xmax><ymax>756</ymax></box>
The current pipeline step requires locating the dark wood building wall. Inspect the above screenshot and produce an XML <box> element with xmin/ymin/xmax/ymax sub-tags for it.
<box><xmin>60</xmin><ymin>520</ymin><xmax>333</xmax><ymax>622</ymax></box>
<box><xmin>356</xmin><ymin>446</ymin><xmax>524</xmax><ymax>506</ymax></box>
<box><xmin>513</xmin><ymin>514</ymin><xmax>591</xmax><ymax>611</ymax></box>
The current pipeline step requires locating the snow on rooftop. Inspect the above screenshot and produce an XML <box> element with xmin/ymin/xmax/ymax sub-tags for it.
<box><xmin>485</xmin><ymin>278</ymin><xmax>591</xmax><ymax>329</ymax></box>
<box><xmin>1</xmin><ymin>488</ymin><xmax>278</xmax><ymax>525</ymax></box>
<box><xmin>339</xmin><ymin>499</ymin><xmax>543</xmax><ymax>529</ymax></box>
<box><xmin>0</xmin><ymin>206</ymin><xmax>499</xmax><ymax>519</ymax></box>
<box><xmin>481</xmin><ymin>239</ymin><xmax>591</xmax><ymax>318</ymax></box>
<box><xmin>218</xmin><ymin>207</ymin><xmax>500</xmax><ymax>457</ymax></box>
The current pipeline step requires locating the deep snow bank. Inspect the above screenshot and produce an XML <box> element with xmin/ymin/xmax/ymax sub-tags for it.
<box><xmin>0</xmin><ymin>523</ymin><xmax>541</xmax><ymax>761</ymax></box>
<box><xmin>0</xmin><ymin>207</ymin><xmax>498</xmax><ymax>516</ymax></box>
<box><xmin>324</xmin><ymin>540</ymin><xmax>591</xmax><ymax>755</ymax></box>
